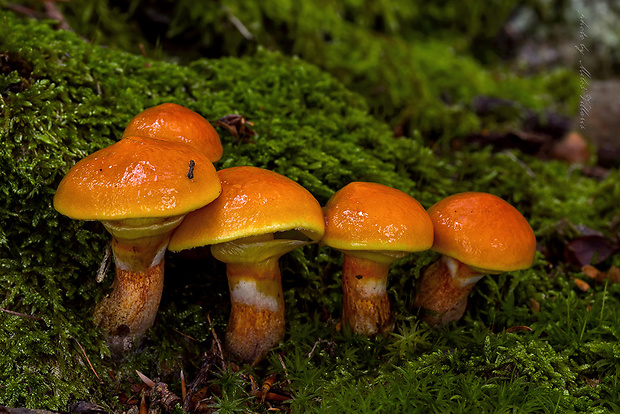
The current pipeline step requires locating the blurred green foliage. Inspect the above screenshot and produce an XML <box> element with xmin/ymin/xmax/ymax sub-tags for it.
<box><xmin>21</xmin><ymin>0</ymin><xmax>581</xmax><ymax>140</ymax></box>
<box><xmin>0</xmin><ymin>7</ymin><xmax>619</xmax><ymax>414</ymax></box>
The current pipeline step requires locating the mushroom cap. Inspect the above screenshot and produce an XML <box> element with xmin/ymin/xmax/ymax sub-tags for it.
<box><xmin>53</xmin><ymin>136</ymin><xmax>222</xmax><ymax>221</ymax></box>
<box><xmin>322</xmin><ymin>182</ymin><xmax>434</xmax><ymax>253</ymax></box>
<box><xmin>428</xmin><ymin>192</ymin><xmax>536</xmax><ymax>273</ymax></box>
<box><xmin>168</xmin><ymin>166</ymin><xmax>325</xmax><ymax>251</ymax></box>
<box><xmin>122</xmin><ymin>103</ymin><xmax>223</xmax><ymax>162</ymax></box>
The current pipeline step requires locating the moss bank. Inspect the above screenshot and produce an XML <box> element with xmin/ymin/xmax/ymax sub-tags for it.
<box><xmin>1</xmin><ymin>11</ymin><xmax>619</xmax><ymax>413</ymax></box>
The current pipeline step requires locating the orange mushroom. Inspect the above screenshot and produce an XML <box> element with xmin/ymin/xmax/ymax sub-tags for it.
<box><xmin>413</xmin><ymin>192</ymin><xmax>536</xmax><ymax>326</ymax></box>
<box><xmin>168</xmin><ymin>166</ymin><xmax>324</xmax><ymax>364</ymax></box>
<box><xmin>322</xmin><ymin>182</ymin><xmax>434</xmax><ymax>336</ymax></box>
<box><xmin>54</xmin><ymin>136</ymin><xmax>221</xmax><ymax>352</ymax></box>
<box><xmin>122</xmin><ymin>103</ymin><xmax>223</xmax><ymax>162</ymax></box>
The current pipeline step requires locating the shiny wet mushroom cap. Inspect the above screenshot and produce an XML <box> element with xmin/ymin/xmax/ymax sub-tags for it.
<box><xmin>414</xmin><ymin>192</ymin><xmax>536</xmax><ymax>326</ymax></box>
<box><xmin>54</xmin><ymin>136</ymin><xmax>221</xmax><ymax>352</ymax></box>
<box><xmin>322</xmin><ymin>182</ymin><xmax>434</xmax><ymax>336</ymax></box>
<box><xmin>122</xmin><ymin>103</ymin><xmax>223</xmax><ymax>162</ymax></box>
<box><xmin>429</xmin><ymin>192</ymin><xmax>536</xmax><ymax>274</ymax></box>
<box><xmin>169</xmin><ymin>166</ymin><xmax>324</xmax><ymax>364</ymax></box>
<box><xmin>54</xmin><ymin>136</ymin><xmax>221</xmax><ymax>220</ymax></box>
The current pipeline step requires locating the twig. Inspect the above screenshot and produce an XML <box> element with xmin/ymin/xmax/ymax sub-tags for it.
<box><xmin>207</xmin><ymin>313</ymin><xmax>226</xmax><ymax>371</ymax></box>
<box><xmin>74</xmin><ymin>338</ymin><xmax>102</xmax><ymax>383</ymax></box>
<box><xmin>4</xmin><ymin>3</ymin><xmax>45</xmax><ymax>19</ymax></box>
<box><xmin>307</xmin><ymin>338</ymin><xmax>336</xmax><ymax>359</ymax></box>
<box><xmin>307</xmin><ymin>338</ymin><xmax>321</xmax><ymax>359</ymax></box>
<box><xmin>221</xmin><ymin>6</ymin><xmax>253</xmax><ymax>40</ymax></box>
<box><xmin>172</xmin><ymin>327</ymin><xmax>199</xmax><ymax>342</ymax></box>
<box><xmin>260</xmin><ymin>374</ymin><xmax>277</xmax><ymax>402</ymax></box>
<box><xmin>96</xmin><ymin>242</ymin><xmax>112</xmax><ymax>283</ymax></box>
<box><xmin>307</xmin><ymin>337</ymin><xmax>332</xmax><ymax>359</ymax></box>
<box><xmin>0</xmin><ymin>307</ymin><xmax>44</xmax><ymax>321</ymax></box>
<box><xmin>504</xmin><ymin>325</ymin><xmax>533</xmax><ymax>334</ymax></box>
<box><xmin>136</xmin><ymin>371</ymin><xmax>182</xmax><ymax>412</ymax></box>
<box><xmin>277</xmin><ymin>354</ymin><xmax>291</xmax><ymax>386</ymax></box>
<box><xmin>502</xmin><ymin>150</ymin><xmax>536</xmax><ymax>178</ymax></box>
<box><xmin>183</xmin><ymin>351</ymin><xmax>217</xmax><ymax>412</ymax></box>
<box><xmin>44</xmin><ymin>0</ymin><xmax>71</xmax><ymax>31</ymax></box>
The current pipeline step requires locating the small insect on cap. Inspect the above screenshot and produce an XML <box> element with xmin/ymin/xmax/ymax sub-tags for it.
<box><xmin>122</xmin><ymin>103</ymin><xmax>224</xmax><ymax>163</ymax></box>
<box><xmin>53</xmin><ymin>136</ymin><xmax>222</xmax><ymax>221</ymax></box>
<box><xmin>322</xmin><ymin>182</ymin><xmax>434</xmax><ymax>254</ymax></box>
<box><xmin>168</xmin><ymin>166</ymin><xmax>325</xmax><ymax>251</ymax></box>
<box><xmin>428</xmin><ymin>192</ymin><xmax>536</xmax><ymax>273</ymax></box>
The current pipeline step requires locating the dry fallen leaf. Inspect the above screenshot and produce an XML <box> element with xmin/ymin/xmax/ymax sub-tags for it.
<box><xmin>505</xmin><ymin>325</ymin><xmax>533</xmax><ymax>333</ymax></box>
<box><xmin>607</xmin><ymin>266</ymin><xmax>620</xmax><ymax>283</ymax></box>
<box><xmin>565</xmin><ymin>235</ymin><xmax>618</xmax><ymax>267</ymax></box>
<box><xmin>581</xmin><ymin>265</ymin><xmax>620</xmax><ymax>284</ymax></box>
<box><xmin>572</xmin><ymin>277</ymin><xmax>591</xmax><ymax>292</ymax></box>
<box><xmin>582</xmin><ymin>265</ymin><xmax>602</xmax><ymax>279</ymax></box>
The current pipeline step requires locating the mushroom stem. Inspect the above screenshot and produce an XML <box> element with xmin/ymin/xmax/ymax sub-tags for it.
<box><xmin>413</xmin><ymin>255</ymin><xmax>484</xmax><ymax>326</ymax></box>
<box><xmin>211</xmin><ymin>236</ymin><xmax>309</xmax><ymax>364</ymax></box>
<box><xmin>341</xmin><ymin>254</ymin><xmax>393</xmax><ymax>336</ymax></box>
<box><xmin>93</xmin><ymin>248</ymin><xmax>165</xmax><ymax>353</ymax></box>
<box><xmin>94</xmin><ymin>216</ymin><xmax>184</xmax><ymax>353</ymax></box>
<box><xmin>225</xmin><ymin>258</ymin><xmax>285</xmax><ymax>365</ymax></box>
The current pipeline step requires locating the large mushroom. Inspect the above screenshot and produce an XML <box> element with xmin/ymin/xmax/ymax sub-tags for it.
<box><xmin>122</xmin><ymin>103</ymin><xmax>223</xmax><ymax>162</ymax></box>
<box><xmin>322</xmin><ymin>182</ymin><xmax>434</xmax><ymax>336</ymax></box>
<box><xmin>168</xmin><ymin>166</ymin><xmax>324</xmax><ymax>364</ymax></box>
<box><xmin>413</xmin><ymin>192</ymin><xmax>536</xmax><ymax>326</ymax></box>
<box><xmin>53</xmin><ymin>136</ymin><xmax>221</xmax><ymax>352</ymax></box>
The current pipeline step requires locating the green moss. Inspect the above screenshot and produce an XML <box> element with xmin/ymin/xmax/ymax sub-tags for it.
<box><xmin>0</xmin><ymin>11</ymin><xmax>619</xmax><ymax>413</ymax></box>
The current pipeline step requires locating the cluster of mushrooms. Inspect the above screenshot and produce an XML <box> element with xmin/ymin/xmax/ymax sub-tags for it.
<box><xmin>53</xmin><ymin>103</ymin><xmax>537</xmax><ymax>365</ymax></box>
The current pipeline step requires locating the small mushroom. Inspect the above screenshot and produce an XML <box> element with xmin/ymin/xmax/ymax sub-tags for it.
<box><xmin>122</xmin><ymin>103</ymin><xmax>223</xmax><ymax>162</ymax></box>
<box><xmin>413</xmin><ymin>192</ymin><xmax>536</xmax><ymax>326</ymax></box>
<box><xmin>168</xmin><ymin>166</ymin><xmax>324</xmax><ymax>364</ymax></box>
<box><xmin>322</xmin><ymin>182</ymin><xmax>434</xmax><ymax>336</ymax></box>
<box><xmin>53</xmin><ymin>136</ymin><xmax>222</xmax><ymax>352</ymax></box>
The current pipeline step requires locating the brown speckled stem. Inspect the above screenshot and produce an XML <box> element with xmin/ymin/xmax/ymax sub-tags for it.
<box><xmin>93</xmin><ymin>254</ymin><xmax>165</xmax><ymax>353</ymax></box>
<box><xmin>225</xmin><ymin>258</ymin><xmax>285</xmax><ymax>365</ymax></box>
<box><xmin>94</xmin><ymin>218</ymin><xmax>182</xmax><ymax>353</ymax></box>
<box><xmin>342</xmin><ymin>254</ymin><xmax>393</xmax><ymax>336</ymax></box>
<box><xmin>413</xmin><ymin>255</ymin><xmax>483</xmax><ymax>326</ymax></box>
